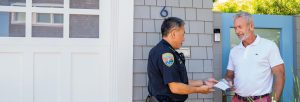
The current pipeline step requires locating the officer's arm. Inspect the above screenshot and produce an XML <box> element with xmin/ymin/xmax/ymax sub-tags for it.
<box><xmin>168</xmin><ymin>82</ymin><xmax>214</xmax><ymax>94</ymax></box>
<box><xmin>188</xmin><ymin>80</ymin><xmax>204</xmax><ymax>87</ymax></box>
<box><xmin>189</xmin><ymin>78</ymin><xmax>218</xmax><ymax>87</ymax></box>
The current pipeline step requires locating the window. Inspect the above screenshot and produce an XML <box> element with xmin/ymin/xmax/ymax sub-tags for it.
<box><xmin>33</xmin><ymin>13</ymin><xmax>63</xmax><ymax>26</ymax></box>
<box><xmin>32</xmin><ymin>13</ymin><xmax>64</xmax><ymax>37</ymax></box>
<box><xmin>69</xmin><ymin>14</ymin><xmax>99</xmax><ymax>38</ymax></box>
<box><xmin>0</xmin><ymin>11</ymin><xmax>26</xmax><ymax>37</ymax></box>
<box><xmin>1</xmin><ymin>1</ymin><xmax>26</xmax><ymax>6</ymax></box>
<box><xmin>37</xmin><ymin>13</ymin><xmax>51</xmax><ymax>23</ymax></box>
<box><xmin>53</xmin><ymin>14</ymin><xmax>63</xmax><ymax>24</ymax></box>
<box><xmin>0</xmin><ymin>1</ymin><xmax>100</xmax><ymax>38</ymax></box>
<box><xmin>11</xmin><ymin>12</ymin><xmax>26</xmax><ymax>24</ymax></box>
<box><xmin>230</xmin><ymin>28</ymin><xmax>280</xmax><ymax>48</ymax></box>
<box><xmin>70</xmin><ymin>0</ymin><xmax>99</xmax><ymax>9</ymax></box>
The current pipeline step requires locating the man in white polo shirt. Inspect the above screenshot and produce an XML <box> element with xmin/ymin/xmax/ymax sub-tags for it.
<box><xmin>225</xmin><ymin>12</ymin><xmax>285</xmax><ymax>102</ymax></box>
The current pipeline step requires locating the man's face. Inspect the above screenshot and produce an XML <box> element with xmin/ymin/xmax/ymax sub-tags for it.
<box><xmin>233</xmin><ymin>17</ymin><xmax>252</xmax><ymax>41</ymax></box>
<box><xmin>172</xmin><ymin>26</ymin><xmax>185</xmax><ymax>49</ymax></box>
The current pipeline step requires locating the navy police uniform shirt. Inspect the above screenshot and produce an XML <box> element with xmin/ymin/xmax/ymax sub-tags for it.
<box><xmin>147</xmin><ymin>39</ymin><xmax>189</xmax><ymax>102</ymax></box>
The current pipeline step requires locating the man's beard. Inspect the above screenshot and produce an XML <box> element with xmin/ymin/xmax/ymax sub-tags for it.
<box><xmin>238</xmin><ymin>29</ymin><xmax>250</xmax><ymax>41</ymax></box>
<box><xmin>238</xmin><ymin>33</ymin><xmax>249</xmax><ymax>41</ymax></box>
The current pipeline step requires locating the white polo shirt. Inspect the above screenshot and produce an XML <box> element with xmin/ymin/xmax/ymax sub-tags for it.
<box><xmin>227</xmin><ymin>35</ymin><xmax>284</xmax><ymax>96</ymax></box>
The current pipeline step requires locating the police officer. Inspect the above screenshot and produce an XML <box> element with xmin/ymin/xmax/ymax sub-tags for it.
<box><xmin>147</xmin><ymin>17</ymin><xmax>217</xmax><ymax>102</ymax></box>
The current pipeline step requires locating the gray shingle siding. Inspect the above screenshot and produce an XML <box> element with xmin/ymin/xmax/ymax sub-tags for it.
<box><xmin>133</xmin><ymin>0</ymin><xmax>215</xmax><ymax>101</ymax></box>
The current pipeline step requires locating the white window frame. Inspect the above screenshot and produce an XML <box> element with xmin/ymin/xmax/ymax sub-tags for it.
<box><xmin>10</xmin><ymin>2</ymin><xmax>26</xmax><ymax>7</ymax></box>
<box><xmin>11</xmin><ymin>12</ymin><xmax>26</xmax><ymax>24</ymax></box>
<box><xmin>10</xmin><ymin>3</ymin><xmax>26</xmax><ymax>24</ymax></box>
<box><xmin>32</xmin><ymin>3</ymin><xmax>63</xmax><ymax>8</ymax></box>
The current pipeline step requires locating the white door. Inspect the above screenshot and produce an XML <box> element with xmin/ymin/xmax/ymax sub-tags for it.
<box><xmin>0</xmin><ymin>0</ymin><xmax>133</xmax><ymax>102</ymax></box>
<box><xmin>0</xmin><ymin>39</ymin><xmax>110</xmax><ymax>102</ymax></box>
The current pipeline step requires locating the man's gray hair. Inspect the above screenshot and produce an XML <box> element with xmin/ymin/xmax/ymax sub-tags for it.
<box><xmin>234</xmin><ymin>12</ymin><xmax>253</xmax><ymax>24</ymax></box>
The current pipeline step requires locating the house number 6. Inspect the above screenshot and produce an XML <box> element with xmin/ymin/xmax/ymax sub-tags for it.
<box><xmin>160</xmin><ymin>6</ymin><xmax>168</xmax><ymax>17</ymax></box>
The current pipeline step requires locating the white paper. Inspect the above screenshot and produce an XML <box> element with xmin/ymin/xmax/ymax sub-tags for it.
<box><xmin>214</xmin><ymin>79</ymin><xmax>230</xmax><ymax>91</ymax></box>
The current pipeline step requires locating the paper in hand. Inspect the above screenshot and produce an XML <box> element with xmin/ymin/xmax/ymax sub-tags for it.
<box><xmin>214</xmin><ymin>79</ymin><xmax>230</xmax><ymax>91</ymax></box>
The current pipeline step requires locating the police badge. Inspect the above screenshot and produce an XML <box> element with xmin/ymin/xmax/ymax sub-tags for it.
<box><xmin>162</xmin><ymin>53</ymin><xmax>174</xmax><ymax>67</ymax></box>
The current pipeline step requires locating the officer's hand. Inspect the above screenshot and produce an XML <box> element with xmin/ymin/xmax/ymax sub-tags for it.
<box><xmin>205</xmin><ymin>78</ymin><xmax>218</xmax><ymax>87</ymax></box>
<box><xmin>197</xmin><ymin>85</ymin><xmax>215</xmax><ymax>94</ymax></box>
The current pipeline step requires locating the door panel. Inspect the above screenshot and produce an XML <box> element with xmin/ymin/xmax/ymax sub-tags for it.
<box><xmin>34</xmin><ymin>53</ymin><xmax>61</xmax><ymax>102</ymax></box>
<box><xmin>0</xmin><ymin>53</ymin><xmax>23</xmax><ymax>102</ymax></box>
<box><xmin>71</xmin><ymin>53</ymin><xmax>103</xmax><ymax>102</ymax></box>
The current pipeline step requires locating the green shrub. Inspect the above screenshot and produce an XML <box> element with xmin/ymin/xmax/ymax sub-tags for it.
<box><xmin>213</xmin><ymin>0</ymin><xmax>300</xmax><ymax>15</ymax></box>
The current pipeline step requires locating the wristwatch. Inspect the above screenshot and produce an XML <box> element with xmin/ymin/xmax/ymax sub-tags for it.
<box><xmin>202</xmin><ymin>80</ymin><xmax>206</xmax><ymax>85</ymax></box>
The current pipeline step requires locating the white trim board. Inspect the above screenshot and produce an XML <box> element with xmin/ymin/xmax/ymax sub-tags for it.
<box><xmin>109</xmin><ymin>0</ymin><xmax>134</xmax><ymax>101</ymax></box>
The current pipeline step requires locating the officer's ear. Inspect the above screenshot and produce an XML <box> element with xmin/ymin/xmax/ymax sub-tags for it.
<box><xmin>169</xmin><ymin>28</ymin><xmax>176</xmax><ymax>39</ymax></box>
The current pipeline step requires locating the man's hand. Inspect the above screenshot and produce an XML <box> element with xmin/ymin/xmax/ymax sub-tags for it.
<box><xmin>225</xmin><ymin>70</ymin><xmax>235</xmax><ymax>91</ymax></box>
<box><xmin>226</xmin><ymin>79</ymin><xmax>236</xmax><ymax>91</ymax></box>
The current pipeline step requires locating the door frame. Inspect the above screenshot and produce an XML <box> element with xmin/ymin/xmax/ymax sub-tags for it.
<box><xmin>221</xmin><ymin>13</ymin><xmax>295</xmax><ymax>101</ymax></box>
<box><xmin>108</xmin><ymin>0</ymin><xmax>134</xmax><ymax>101</ymax></box>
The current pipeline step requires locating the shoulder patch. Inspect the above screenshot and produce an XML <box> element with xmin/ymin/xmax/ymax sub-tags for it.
<box><xmin>162</xmin><ymin>53</ymin><xmax>174</xmax><ymax>67</ymax></box>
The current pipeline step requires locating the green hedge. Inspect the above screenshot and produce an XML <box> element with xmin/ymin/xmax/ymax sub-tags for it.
<box><xmin>213</xmin><ymin>0</ymin><xmax>300</xmax><ymax>15</ymax></box>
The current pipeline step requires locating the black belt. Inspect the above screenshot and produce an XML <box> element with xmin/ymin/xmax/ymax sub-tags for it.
<box><xmin>235</xmin><ymin>93</ymin><xmax>270</xmax><ymax>101</ymax></box>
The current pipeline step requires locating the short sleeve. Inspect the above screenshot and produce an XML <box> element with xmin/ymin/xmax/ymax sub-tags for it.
<box><xmin>159</xmin><ymin>52</ymin><xmax>181</xmax><ymax>85</ymax></box>
<box><xmin>268</xmin><ymin>42</ymin><xmax>284</xmax><ymax>68</ymax></box>
<box><xmin>227</xmin><ymin>51</ymin><xmax>234</xmax><ymax>71</ymax></box>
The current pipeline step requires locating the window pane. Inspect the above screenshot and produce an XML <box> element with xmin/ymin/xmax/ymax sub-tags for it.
<box><xmin>70</xmin><ymin>14</ymin><xmax>99</xmax><ymax>38</ymax></box>
<box><xmin>15</xmin><ymin>12</ymin><xmax>25</xmax><ymax>21</ymax></box>
<box><xmin>0</xmin><ymin>0</ymin><xmax>26</xmax><ymax>6</ymax></box>
<box><xmin>70</xmin><ymin>0</ymin><xmax>99</xmax><ymax>9</ymax></box>
<box><xmin>255</xmin><ymin>28</ymin><xmax>280</xmax><ymax>47</ymax></box>
<box><xmin>32</xmin><ymin>13</ymin><xmax>63</xmax><ymax>38</ymax></box>
<box><xmin>230</xmin><ymin>28</ymin><xmax>280</xmax><ymax>48</ymax></box>
<box><xmin>37</xmin><ymin>13</ymin><xmax>51</xmax><ymax>23</ymax></box>
<box><xmin>0</xmin><ymin>11</ymin><xmax>25</xmax><ymax>37</ymax></box>
<box><xmin>53</xmin><ymin>14</ymin><xmax>63</xmax><ymax>23</ymax></box>
<box><xmin>32</xmin><ymin>0</ymin><xmax>63</xmax><ymax>8</ymax></box>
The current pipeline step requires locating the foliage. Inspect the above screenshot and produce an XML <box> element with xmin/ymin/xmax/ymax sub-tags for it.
<box><xmin>213</xmin><ymin>0</ymin><xmax>300</xmax><ymax>15</ymax></box>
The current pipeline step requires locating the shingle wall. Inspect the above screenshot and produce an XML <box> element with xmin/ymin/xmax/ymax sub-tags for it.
<box><xmin>133</xmin><ymin>0</ymin><xmax>215</xmax><ymax>101</ymax></box>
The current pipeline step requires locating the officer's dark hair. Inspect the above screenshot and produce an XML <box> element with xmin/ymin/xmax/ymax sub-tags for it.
<box><xmin>161</xmin><ymin>17</ymin><xmax>185</xmax><ymax>37</ymax></box>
